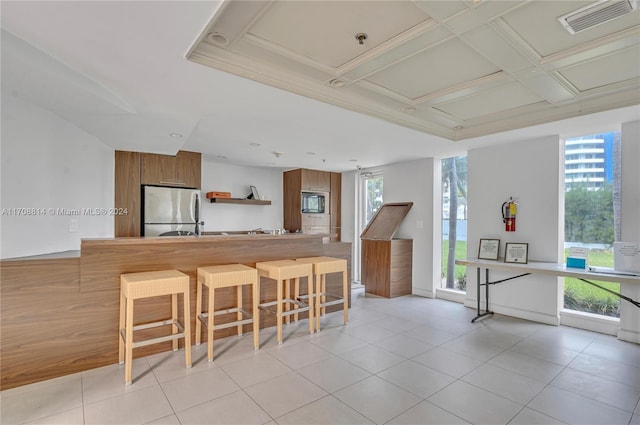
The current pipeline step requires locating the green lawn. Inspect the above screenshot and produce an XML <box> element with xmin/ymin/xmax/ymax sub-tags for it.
<box><xmin>442</xmin><ymin>240</ymin><xmax>467</xmax><ymax>288</ymax></box>
<box><xmin>441</xmin><ymin>241</ymin><xmax>619</xmax><ymax>316</ymax></box>
<box><xmin>564</xmin><ymin>247</ymin><xmax>620</xmax><ymax>316</ymax></box>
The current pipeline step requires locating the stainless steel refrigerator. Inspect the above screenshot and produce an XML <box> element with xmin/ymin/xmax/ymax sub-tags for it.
<box><xmin>142</xmin><ymin>186</ymin><xmax>202</xmax><ymax>236</ymax></box>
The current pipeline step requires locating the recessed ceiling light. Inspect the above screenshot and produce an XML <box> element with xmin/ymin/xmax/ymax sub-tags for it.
<box><xmin>454</xmin><ymin>125</ymin><xmax>464</xmax><ymax>131</ymax></box>
<box><xmin>306</xmin><ymin>152</ymin><xmax>316</xmax><ymax>155</ymax></box>
<box><xmin>207</xmin><ymin>32</ymin><xmax>230</xmax><ymax>46</ymax></box>
<box><xmin>329</xmin><ymin>78</ymin><xmax>346</xmax><ymax>88</ymax></box>
<box><xmin>216</xmin><ymin>155</ymin><xmax>228</xmax><ymax>159</ymax></box>
<box><xmin>249</xmin><ymin>142</ymin><xmax>261</xmax><ymax>147</ymax></box>
<box><xmin>169</xmin><ymin>132</ymin><xmax>183</xmax><ymax>138</ymax></box>
<box><xmin>350</xmin><ymin>159</ymin><xmax>358</xmax><ymax>162</ymax></box>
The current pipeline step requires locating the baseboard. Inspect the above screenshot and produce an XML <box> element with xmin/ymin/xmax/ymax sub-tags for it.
<box><xmin>560</xmin><ymin>309</ymin><xmax>619</xmax><ymax>336</ymax></box>
<box><xmin>412</xmin><ymin>287</ymin><xmax>434</xmax><ymax>298</ymax></box>
<box><xmin>463</xmin><ymin>299</ymin><xmax>559</xmax><ymax>325</ymax></box>
<box><xmin>617</xmin><ymin>328</ymin><xmax>640</xmax><ymax>344</ymax></box>
<box><xmin>435</xmin><ymin>288</ymin><xmax>465</xmax><ymax>304</ymax></box>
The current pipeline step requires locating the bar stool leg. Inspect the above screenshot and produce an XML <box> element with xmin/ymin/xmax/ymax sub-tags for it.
<box><xmin>118</xmin><ymin>290</ymin><xmax>125</xmax><ymax>364</ymax></box>
<box><xmin>315</xmin><ymin>273</ymin><xmax>321</xmax><ymax>331</ymax></box>
<box><xmin>307</xmin><ymin>273</ymin><xmax>314</xmax><ymax>334</ymax></box>
<box><xmin>171</xmin><ymin>293</ymin><xmax>178</xmax><ymax>351</ymax></box>
<box><xmin>237</xmin><ymin>285</ymin><xmax>243</xmax><ymax>336</ymax></box>
<box><xmin>252</xmin><ymin>281</ymin><xmax>259</xmax><ymax>350</ymax></box>
<box><xmin>293</xmin><ymin>277</ymin><xmax>300</xmax><ymax>322</ymax></box>
<box><xmin>277</xmin><ymin>278</ymin><xmax>283</xmax><ymax>344</ymax></box>
<box><xmin>342</xmin><ymin>270</ymin><xmax>349</xmax><ymax>324</ymax></box>
<box><xmin>183</xmin><ymin>290</ymin><xmax>192</xmax><ymax>368</ymax></box>
<box><xmin>125</xmin><ymin>298</ymin><xmax>134</xmax><ymax>385</ymax></box>
<box><xmin>284</xmin><ymin>279</ymin><xmax>291</xmax><ymax>324</ymax></box>
<box><xmin>207</xmin><ymin>285</ymin><xmax>215</xmax><ymax>362</ymax></box>
<box><xmin>321</xmin><ymin>275</ymin><xmax>327</xmax><ymax>316</ymax></box>
<box><xmin>195</xmin><ymin>280</ymin><xmax>203</xmax><ymax>345</ymax></box>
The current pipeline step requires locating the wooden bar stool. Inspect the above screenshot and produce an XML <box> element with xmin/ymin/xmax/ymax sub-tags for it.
<box><xmin>296</xmin><ymin>256</ymin><xmax>349</xmax><ymax>332</ymax></box>
<box><xmin>119</xmin><ymin>270</ymin><xmax>192</xmax><ymax>385</ymax></box>
<box><xmin>255</xmin><ymin>260</ymin><xmax>314</xmax><ymax>344</ymax></box>
<box><xmin>195</xmin><ymin>264</ymin><xmax>259</xmax><ymax>362</ymax></box>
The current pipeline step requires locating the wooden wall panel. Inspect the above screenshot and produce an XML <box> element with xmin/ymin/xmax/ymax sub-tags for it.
<box><xmin>0</xmin><ymin>258</ymin><xmax>116</xmax><ymax>390</ymax></box>
<box><xmin>114</xmin><ymin>150</ymin><xmax>140</xmax><ymax>237</ymax></box>
<box><xmin>283</xmin><ymin>169</ymin><xmax>302</xmax><ymax>233</ymax></box>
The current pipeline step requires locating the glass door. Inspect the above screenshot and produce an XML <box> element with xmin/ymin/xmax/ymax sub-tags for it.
<box><xmin>354</xmin><ymin>171</ymin><xmax>383</xmax><ymax>284</ymax></box>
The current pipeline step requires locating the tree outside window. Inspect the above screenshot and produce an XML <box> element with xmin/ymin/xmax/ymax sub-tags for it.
<box><xmin>442</xmin><ymin>155</ymin><xmax>467</xmax><ymax>291</ymax></box>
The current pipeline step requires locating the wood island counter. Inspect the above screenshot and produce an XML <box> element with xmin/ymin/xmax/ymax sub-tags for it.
<box><xmin>1</xmin><ymin>234</ymin><xmax>351</xmax><ymax>389</ymax></box>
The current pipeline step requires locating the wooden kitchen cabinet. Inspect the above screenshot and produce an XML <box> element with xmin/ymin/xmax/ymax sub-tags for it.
<box><xmin>115</xmin><ymin>149</ymin><xmax>201</xmax><ymax>237</ymax></box>
<box><xmin>141</xmin><ymin>151</ymin><xmax>201</xmax><ymax>189</ymax></box>
<box><xmin>301</xmin><ymin>169</ymin><xmax>331</xmax><ymax>192</ymax></box>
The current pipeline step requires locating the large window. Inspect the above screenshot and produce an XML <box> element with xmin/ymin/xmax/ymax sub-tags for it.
<box><xmin>441</xmin><ymin>155</ymin><xmax>467</xmax><ymax>291</ymax></box>
<box><xmin>564</xmin><ymin>132</ymin><xmax>621</xmax><ymax>317</ymax></box>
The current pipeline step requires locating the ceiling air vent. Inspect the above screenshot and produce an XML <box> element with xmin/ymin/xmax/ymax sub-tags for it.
<box><xmin>558</xmin><ymin>0</ymin><xmax>637</xmax><ymax>34</ymax></box>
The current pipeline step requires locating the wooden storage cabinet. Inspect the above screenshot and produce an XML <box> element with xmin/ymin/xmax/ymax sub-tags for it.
<box><xmin>360</xmin><ymin>202</ymin><xmax>413</xmax><ymax>298</ymax></box>
<box><xmin>141</xmin><ymin>151</ymin><xmax>201</xmax><ymax>189</ymax></box>
<box><xmin>301</xmin><ymin>214</ymin><xmax>330</xmax><ymax>235</ymax></box>
<box><xmin>361</xmin><ymin>239</ymin><xmax>413</xmax><ymax>298</ymax></box>
<box><xmin>301</xmin><ymin>169</ymin><xmax>330</xmax><ymax>192</ymax></box>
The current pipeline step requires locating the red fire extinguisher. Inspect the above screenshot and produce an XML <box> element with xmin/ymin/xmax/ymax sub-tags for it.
<box><xmin>502</xmin><ymin>197</ymin><xmax>517</xmax><ymax>232</ymax></box>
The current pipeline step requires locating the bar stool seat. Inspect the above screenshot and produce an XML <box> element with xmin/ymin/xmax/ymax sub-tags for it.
<box><xmin>295</xmin><ymin>256</ymin><xmax>349</xmax><ymax>332</ymax></box>
<box><xmin>119</xmin><ymin>269</ymin><xmax>191</xmax><ymax>385</ymax></box>
<box><xmin>255</xmin><ymin>260</ymin><xmax>314</xmax><ymax>344</ymax></box>
<box><xmin>196</xmin><ymin>264</ymin><xmax>259</xmax><ymax>362</ymax></box>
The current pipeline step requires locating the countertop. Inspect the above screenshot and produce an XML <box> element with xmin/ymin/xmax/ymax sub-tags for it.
<box><xmin>81</xmin><ymin>233</ymin><xmax>328</xmax><ymax>247</ymax></box>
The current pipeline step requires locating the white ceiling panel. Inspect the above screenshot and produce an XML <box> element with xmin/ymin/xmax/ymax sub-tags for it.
<box><xmin>559</xmin><ymin>46</ymin><xmax>640</xmax><ymax>91</ymax></box>
<box><xmin>434</xmin><ymin>82</ymin><xmax>544</xmax><ymax>120</ymax></box>
<box><xmin>365</xmin><ymin>38</ymin><xmax>501</xmax><ymax>99</ymax></box>
<box><xmin>249</xmin><ymin>0</ymin><xmax>428</xmax><ymax>68</ymax></box>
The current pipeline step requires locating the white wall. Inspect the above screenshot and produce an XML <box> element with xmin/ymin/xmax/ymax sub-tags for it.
<box><xmin>467</xmin><ymin>135</ymin><xmax>563</xmax><ymax>325</ymax></box>
<box><xmin>618</xmin><ymin>120</ymin><xmax>640</xmax><ymax>343</ymax></box>
<box><xmin>1</xmin><ymin>96</ymin><xmax>114</xmax><ymax>259</ymax></box>
<box><xmin>343</xmin><ymin>159</ymin><xmax>437</xmax><ymax>296</ymax></box>
<box><xmin>199</xmin><ymin>160</ymin><xmax>284</xmax><ymax>232</ymax></box>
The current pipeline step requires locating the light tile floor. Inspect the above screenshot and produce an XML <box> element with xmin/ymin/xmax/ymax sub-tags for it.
<box><xmin>2</xmin><ymin>288</ymin><xmax>640</xmax><ymax>425</ymax></box>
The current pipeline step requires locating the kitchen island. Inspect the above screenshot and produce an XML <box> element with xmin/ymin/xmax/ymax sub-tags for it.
<box><xmin>0</xmin><ymin>234</ymin><xmax>351</xmax><ymax>389</ymax></box>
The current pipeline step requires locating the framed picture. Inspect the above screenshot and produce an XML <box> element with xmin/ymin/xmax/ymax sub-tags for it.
<box><xmin>505</xmin><ymin>242</ymin><xmax>529</xmax><ymax>264</ymax></box>
<box><xmin>478</xmin><ymin>239</ymin><xmax>500</xmax><ymax>260</ymax></box>
<box><xmin>250</xmin><ymin>185</ymin><xmax>260</xmax><ymax>200</ymax></box>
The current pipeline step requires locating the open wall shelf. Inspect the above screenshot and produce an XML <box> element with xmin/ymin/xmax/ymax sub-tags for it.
<box><xmin>209</xmin><ymin>197</ymin><xmax>271</xmax><ymax>205</ymax></box>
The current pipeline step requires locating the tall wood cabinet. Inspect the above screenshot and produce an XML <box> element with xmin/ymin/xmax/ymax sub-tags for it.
<box><xmin>283</xmin><ymin>168</ymin><xmax>341</xmax><ymax>241</ymax></box>
<box><xmin>115</xmin><ymin>150</ymin><xmax>201</xmax><ymax>237</ymax></box>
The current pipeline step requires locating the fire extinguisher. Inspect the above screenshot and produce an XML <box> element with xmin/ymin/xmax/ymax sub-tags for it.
<box><xmin>502</xmin><ymin>197</ymin><xmax>518</xmax><ymax>232</ymax></box>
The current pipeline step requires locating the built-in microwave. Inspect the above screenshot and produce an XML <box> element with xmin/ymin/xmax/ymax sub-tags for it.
<box><xmin>301</xmin><ymin>191</ymin><xmax>328</xmax><ymax>214</ymax></box>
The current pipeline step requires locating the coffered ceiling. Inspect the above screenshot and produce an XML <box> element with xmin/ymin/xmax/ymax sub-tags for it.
<box><xmin>187</xmin><ymin>0</ymin><xmax>640</xmax><ymax>140</ymax></box>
